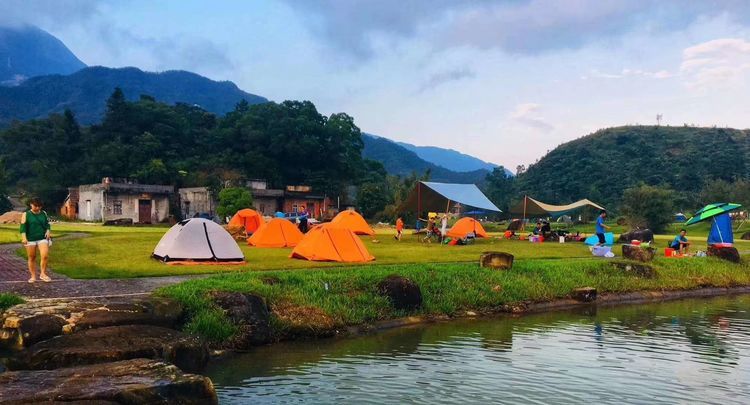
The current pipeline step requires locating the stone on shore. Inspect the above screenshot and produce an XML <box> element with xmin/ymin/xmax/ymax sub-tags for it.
<box><xmin>480</xmin><ymin>252</ymin><xmax>514</xmax><ymax>269</ymax></box>
<box><xmin>8</xmin><ymin>325</ymin><xmax>209</xmax><ymax>373</ymax></box>
<box><xmin>377</xmin><ymin>275</ymin><xmax>423</xmax><ymax>311</ymax></box>
<box><xmin>621</xmin><ymin>245</ymin><xmax>655</xmax><ymax>262</ymax></box>
<box><xmin>571</xmin><ymin>287</ymin><xmax>597</xmax><ymax>302</ymax></box>
<box><xmin>0</xmin><ymin>358</ymin><xmax>218</xmax><ymax>404</ymax></box>
<box><xmin>741</xmin><ymin>231</ymin><xmax>750</xmax><ymax>241</ymax></box>
<box><xmin>707</xmin><ymin>245</ymin><xmax>741</xmax><ymax>263</ymax></box>
<box><xmin>209</xmin><ymin>291</ymin><xmax>272</xmax><ymax>348</ymax></box>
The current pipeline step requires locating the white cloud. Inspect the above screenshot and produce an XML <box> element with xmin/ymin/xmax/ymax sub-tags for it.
<box><xmin>510</xmin><ymin>103</ymin><xmax>554</xmax><ymax>132</ymax></box>
<box><xmin>680</xmin><ymin>38</ymin><xmax>750</xmax><ymax>89</ymax></box>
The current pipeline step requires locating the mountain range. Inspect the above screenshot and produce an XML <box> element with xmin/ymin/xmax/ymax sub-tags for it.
<box><xmin>0</xmin><ymin>24</ymin><xmax>499</xmax><ymax>183</ymax></box>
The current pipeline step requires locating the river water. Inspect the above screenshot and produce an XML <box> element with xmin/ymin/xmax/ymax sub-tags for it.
<box><xmin>205</xmin><ymin>295</ymin><xmax>750</xmax><ymax>404</ymax></box>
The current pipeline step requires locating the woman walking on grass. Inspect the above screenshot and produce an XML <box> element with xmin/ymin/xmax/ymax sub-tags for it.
<box><xmin>20</xmin><ymin>197</ymin><xmax>52</xmax><ymax>283</ymax></box>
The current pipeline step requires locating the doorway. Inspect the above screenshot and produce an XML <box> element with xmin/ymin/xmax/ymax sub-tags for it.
<box><xmin>138</xmin><ymin>199</ymin><xmax>152</xmax><ymax>223</ymax></box>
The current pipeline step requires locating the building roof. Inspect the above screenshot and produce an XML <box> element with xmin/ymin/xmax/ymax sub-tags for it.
<box><xmin>80</xmin><ymin>182</ymin><xmax>173</xmax><ymax>194</ymax></box>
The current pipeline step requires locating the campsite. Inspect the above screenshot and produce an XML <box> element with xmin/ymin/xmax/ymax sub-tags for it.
<box><xmin>3</xmin><ymin>3</ymin><xmax>750</xmax><ymax>403</ymax></box>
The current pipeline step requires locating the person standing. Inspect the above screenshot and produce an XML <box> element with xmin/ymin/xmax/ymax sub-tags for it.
<box><xmin>20</xmin><ymin>198</ymin><xmax>52</xmax><ymax>283</ymax></box>
<box><xmin>595</xmin><ymin>210</ymin><xmax>610</xmax><ymax>246</ymax></box>
<box><xmin>395</xmin><ymin>215</ymin><xmax>404</xmax><ymax>241</ymax></box>
<box><xmin>440</xmin><ymin>213</ymin><xmax>449</xmax><ymax>241</ymax></box>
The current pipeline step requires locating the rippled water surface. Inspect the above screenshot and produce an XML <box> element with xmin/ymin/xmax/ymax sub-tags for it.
<box><xmin>205</xmin><ymin>295</ymin><xmax>750</xmax><ymax>404</ymax></box>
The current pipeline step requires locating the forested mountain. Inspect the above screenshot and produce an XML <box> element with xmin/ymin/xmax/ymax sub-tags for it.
<box><xmin>395</xmin><ymin>140</ymin><xmax>503</xmax><ymax>173</ymax></box>
<box><xmin>514</xmin><ymin>126</ymin><xmax>750</xmax><ymax>209</ymax></box>
<box><xmin>0</xmin><ymin>66</ymin><xmax>267</xmax><ymax>126</ymax></box>
<box><xmin>362</xmin><ymin>134</ymin><xmax>490</xmax><ymax>184</ymax></box>
<box><xmin>0</xmin><ymin>92</ymin><xmax>378</xmax><ymax>209</ymax></box>
<box><xmin>0</xmin><ymin>25</ymin><xmax>86</xmax><ymax>85</ymax></box>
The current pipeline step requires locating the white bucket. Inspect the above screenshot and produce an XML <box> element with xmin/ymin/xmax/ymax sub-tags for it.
<box><xmin>559</xmin><ymin>236</ymin><xmax>565</xmax><ymax>243</ymax></box>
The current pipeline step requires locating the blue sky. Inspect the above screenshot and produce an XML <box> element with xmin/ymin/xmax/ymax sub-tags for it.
<box><xmin>5</xmin><ymin>0</ymin><xmax>750</xmax><ymax>171</ymax></box>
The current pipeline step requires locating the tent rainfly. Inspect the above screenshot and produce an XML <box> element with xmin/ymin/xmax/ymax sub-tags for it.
<box><xmin>403</xmin><ymin>181</ymin><xmax>501</xmax><ymax>214</ymax></box>
<box><xmin>508</xmin><ymin>196</ymin><xmax>605</xmax><ymax>218</ymax></box>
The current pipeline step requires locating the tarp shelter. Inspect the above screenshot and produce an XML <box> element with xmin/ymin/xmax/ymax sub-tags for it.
<box><xmin>446</xmin><ymin>217</ymin><xmax>488</xmax><ymax>239</ymax></box>
<box><xmin>290</xmin><ymin>224</ymin><xmax>375</xmax><ymax>262</ymax></box>
<box><xmin>330</xmin><ymin>210</ymin><xmax>375</xmax><ymax>235</ymax></box>
<box><xmin>708</xmin><ymin>213</ymin><xmax>733</xmax><ymax>245</ymax></box>
<box><xmin>403</xmin><ymin>181</ymin><xmax>501</xmax><ymax>214</ymax></box>
<box><xmin>509</xmin><ymin>196</ymin><xmax>605</xmax><ymax>218</ymax></box>
<box><xmin>153</xmin><ymin>218</ymin><xmax>244</xmax><ymax>263</ymax></box>
<box><xmin>248</xmin><ymin>218</ymin><xmax>304</xmax><ymax>248</ymax></box>
<box><xmin>228</xmin><ymin>209</ymin><xmax>264</xmax><ymax>234</ymax></box>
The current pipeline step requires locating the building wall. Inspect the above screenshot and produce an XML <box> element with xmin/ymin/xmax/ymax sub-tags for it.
<box><xmin>179</xmin><ymin>188</ymin><xmax>215</xmax><ymax>218</ymax></box>
<box><xmin>253</xmin><ymin>197</ymin><xmax>280</xmax><ymax>216</ymax></box>
<box><xmin>76</xmin><ymin>189</ymin><xmax>170</xmax><ymax>223</ymax></box>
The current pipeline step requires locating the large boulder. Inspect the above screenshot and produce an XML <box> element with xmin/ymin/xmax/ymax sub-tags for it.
<box><xmin>209</xmin><ymin>291</ymin><xmax>272</xmax><ymax>348</ymax></box>
<box><xmin>6</xmin><ymin>314</ymin><xmax>67</xmax><ymax>347</ymax></box>
<box><xmin>480</xmin><ymin>252</ymin><xmax>514</xmax><ymax>269</ymax></box>
<box><xmin>75</xmin><ymin>297</ymin><xmax>184</xmax><ymax>330</ymax></box>
<box><xmin>621</xmin><ymin>245</ymin><xmax>656</xmax><ymax>262</ymax></box>
<box><xmin>618</xmin><ymin>229</ymin><xmax>655</xmax><ymax>243</ymax></box>
<box><xmin>707</xmin><ymin>245</ymin><xmax>741</xmax><ymax>263</ymax></box>
<box><xmin>0</xmin><ymin>358</ymin><xmax>218</xmax><ymax>404</ymax></box>
<box><xmin>8</xmin><ymin>325</ymin><xmax>209</xmax><ymax>373</ymax></box>
<box><xmin>377</xmin><ymin>275</ymin><xmax>422</xmax><ymax>311</ymax></box>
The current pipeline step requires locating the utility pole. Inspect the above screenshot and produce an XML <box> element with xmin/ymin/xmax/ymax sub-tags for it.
<box><xmin>656</xmin><ymin>114</ymin><xmax>663</xmax><ymax>126</ymax></box>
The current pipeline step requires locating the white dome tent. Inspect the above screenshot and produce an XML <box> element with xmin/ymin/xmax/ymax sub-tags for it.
<box><xmin>153</xmin><ymin>218</ymin><xmax>245</xmax><ymax>264</ymax></box>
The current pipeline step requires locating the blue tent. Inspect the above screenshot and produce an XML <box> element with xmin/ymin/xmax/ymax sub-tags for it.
<box><xmin>708</xmin><ymin>213</ymin><xmax>733</xmax><ymax>245</ymax></box>
<box><xmin>403</xmin><ymin>181</ymin><xmax>501</xmax><ymax>213</ymax></box>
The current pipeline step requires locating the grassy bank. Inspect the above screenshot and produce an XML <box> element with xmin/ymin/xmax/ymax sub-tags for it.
<box><xmin>0</xmin><ymin>293</ymin><xmax>24</xmax><ymax>311</ymax></box>
<box><xmin>158</xmin><ymin>256</ymin><xmax>750</xmax><ymax>343</ymax></box>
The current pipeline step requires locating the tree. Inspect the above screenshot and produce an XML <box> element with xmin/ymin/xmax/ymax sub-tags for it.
<box><xmin>484</xmin><ymin>166</ymin><xmax>515</xmax><ymax>213</ymax></box>
<box><xmin>0</xmin><ymin>158</ymin><xmax>11</xmax><ymax>213</ymax></box>
<box><xmin>620</xmin><ymin>184</ymin><xmax>674</xmax><ymax>233</ymax></box>
<box><xmin>216</xmin><ymin>187</ymin><xmax>253</xmax><ymax>221</ymax></box>
<box><xmin>357</xmin><ymin>182</ymin><xmax>389</xmax><ymax>219</ymax></box>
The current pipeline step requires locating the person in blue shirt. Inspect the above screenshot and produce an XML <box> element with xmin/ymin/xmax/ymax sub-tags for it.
<box><xmin>670</xmin><ymin>229</ymin><xmax>690</xmax><ymax>254</ymax></box>
<box><xmin>595</xmin><ymin>210</ymin><xmax>610</xmax><ymax>246</ymax></box>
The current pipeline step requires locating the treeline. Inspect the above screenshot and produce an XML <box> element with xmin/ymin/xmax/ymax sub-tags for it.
<box><xmin>0</xmin><ymin>89</ymin><xmax>393</xmax><ymax>215</ymax></box>
<box><xmin>483</xmin><ymin>126</ymin><xmax>750</xmax><ymax>216</ymax></box>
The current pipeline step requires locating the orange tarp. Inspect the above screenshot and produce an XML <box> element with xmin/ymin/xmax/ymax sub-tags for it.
<box><xmin>290</xmin><ymin>225</ymin><xmax>375</xmax><ymax>262</ymax></box>
<box><xmin>330</xmin><ymin>210</ymin><xmax>374</xmax><ymax>235</ymax></box>
<box><xmin>446</xmin><ymin>217</ymin><xmax>488</xmax><ymax>239</ymax></box>
<box><xmin>228</xmin><ymin>209</ymin><xmax>265</xmax><ymax>234</ymax></box>
<box><xmin>248</xmin><ymin>218</ymin><xmax>304</xmax><ymax>248</ymax></box>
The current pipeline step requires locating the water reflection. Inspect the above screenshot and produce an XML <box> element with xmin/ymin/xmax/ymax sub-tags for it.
<box><xmin>206</xmin><ymin>295</ymin><xmax>750</xmax><ymax>404</ymax></box>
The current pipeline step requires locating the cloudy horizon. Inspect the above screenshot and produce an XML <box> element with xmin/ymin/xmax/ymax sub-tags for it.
<box><xmin>4</xmin><ymin>0</ymin><xmax>750</xmax><ymax>171</ymax></box>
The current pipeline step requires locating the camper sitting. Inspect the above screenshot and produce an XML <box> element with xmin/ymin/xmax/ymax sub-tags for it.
<box><xmin>670</xmin><ymin>229</ymin><xmax>690</xmax><ymax>255</ymax></box>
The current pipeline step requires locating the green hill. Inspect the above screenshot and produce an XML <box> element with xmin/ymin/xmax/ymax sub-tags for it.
<box><xmin>515</xmin><ymin>126</ymin><xmax>750</xmax><ymax>209</ymax></box>
<box><xmin>362</xmin><ymin>134</ymin><xmax>490</xmax><ymax>184</ymax></box>
<box><xmin>0</xmin><ymin>66</ymin><xmax>267</xmax><ymax>126</ymax></box>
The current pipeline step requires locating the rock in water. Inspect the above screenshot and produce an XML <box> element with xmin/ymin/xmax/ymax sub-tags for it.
<box><xmin>618</xmin><ymin>229</ymin><xmax>655</xmax><ymax>243</ymax></box>
<box><xmin>8</xmin><ymin>325</ymin><xmax>209</xmax><ymax>372</ymax></box>
<box><xmin>377</xmin><ymin>275</ymin><xmax>423</xmax><ymax>311</ymax></box>
<box><xmin>621</xmin><ymin>245</ymin><xmax>656</xmax><ymax>262</ymax></box>
<box><xmin>479</xmin><ymin>252</ymin><xmax>514</xmax><ymax>269</ymax></box>
<box><xmin>209</xmin><ymin>291</ymin><xmax>272</xmax><ymax>348</ymax></box>
<box><xmin>0</xmin><ymin>358</ymin><xmax>218</xmax><ymax>404</ymax></box>
<box><xmin>571</xmin><ymin>287</ymin><xmax>597</xmax><ymax>302</ymax></box>
<box><xmin>707</xmin><ymin>245</ymin><xmax>741</xmax><ymax>263</ymax></box>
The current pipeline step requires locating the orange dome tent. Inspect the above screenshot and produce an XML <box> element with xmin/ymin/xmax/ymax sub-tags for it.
<box><xmin>330</xmin><ymin>210</ymin><xmax>374</xmax><ymax>236</ymax></box>
<box><xmin>228</xmin><ymin>209</ymin><xmax>264</xmax><ymax>234</ymax></box>
<box><xmin>248</xmin><ymin>218</ymin><xmax>304</xmax><ymax>248</ymax></box>
<box><xmin>290</xmin><ymin>225</ymin><xmax>375</xmax><ymax>262</ymax></box>
<box><xmin>446</xmin><ymin>217</ymin><xmax>488</xmax><ymax>239</ymax></box>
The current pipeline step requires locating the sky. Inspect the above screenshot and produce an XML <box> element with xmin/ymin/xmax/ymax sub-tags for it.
<box><xmin>4</xmin><ymin>0</ymin><xmax>750</xmax><ymax>171</ymax></box>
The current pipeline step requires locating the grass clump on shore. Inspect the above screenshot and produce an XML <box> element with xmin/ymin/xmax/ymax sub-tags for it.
<box><xmin>159</xmin><ymin>256</ymin><xmax>750</xmax><ymax>342</ymax></box>
<box><xmin>0</xmin><ymin>293</ymin><xmax>24</xmax><ymax>311</ymax></box>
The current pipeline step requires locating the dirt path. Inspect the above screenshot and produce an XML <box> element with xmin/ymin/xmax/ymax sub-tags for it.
<box><xmin>0</xmin><ymin>234</ymin><xmax>200</xmax><ymax>299</ymax></box>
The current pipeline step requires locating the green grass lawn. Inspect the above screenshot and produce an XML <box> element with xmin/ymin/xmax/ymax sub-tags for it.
<box><xmin>2</xmin><ymin>221</ymin><xmax>748</xmax><ymax>279</ymax></box>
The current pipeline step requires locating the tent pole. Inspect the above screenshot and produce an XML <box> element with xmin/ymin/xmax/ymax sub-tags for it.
<box><xmin>714</xmin><ymin>217</ymin><xmax>724</xmax><ymax>244</ymax></box>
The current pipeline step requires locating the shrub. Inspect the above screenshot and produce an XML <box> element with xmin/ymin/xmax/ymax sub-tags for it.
<box><xmin>216</xmin><ymin>187</ymin><xmax>253</xmax><ymax>221</ymax></box>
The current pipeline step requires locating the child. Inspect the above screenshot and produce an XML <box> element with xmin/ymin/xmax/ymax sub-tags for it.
<box><xmin>595</xmin><ymin>210</ymin><xmax>610</xmax><ymax>246</ymax></box>
<box><xmin>395</xmin><ymin>215</ymin><xmax>404</xmax><ymax>241</ymax></box>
